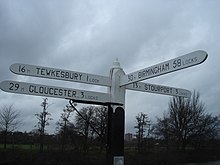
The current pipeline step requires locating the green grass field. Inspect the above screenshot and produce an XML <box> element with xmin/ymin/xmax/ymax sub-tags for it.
<box><xmin>0</xmin><ymin>143</ymin><xmax>44</xmax><ymax>151</ymax></box>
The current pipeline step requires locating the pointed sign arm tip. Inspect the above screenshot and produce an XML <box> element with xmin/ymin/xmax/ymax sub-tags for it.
<box><xmin>120</xmin><ymin>50</ymin><xmax>208</xmax><ymax>86</ymax></box>
<box><xmin>201</xmin><ymin>50</ymin><xmax>208</xmax><ymax>63</ymax></box>
<box><xmin>9</xmin><ymin>63</ymin><xmax>18</xmax><ymax>74</ymax></box>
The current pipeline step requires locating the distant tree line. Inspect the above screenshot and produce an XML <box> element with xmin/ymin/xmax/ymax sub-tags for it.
<box><xmin>0</xmin><ymin>90</ymin><xmax>220</xmax><ymax>154</ymax></box>
<box><xmin>0</xmin><ymin>104</ymin><xmax>108</xmax><ymax>152</ymax></box>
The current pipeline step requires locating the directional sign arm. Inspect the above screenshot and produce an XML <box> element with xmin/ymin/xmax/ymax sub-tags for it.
<box><xmin>120</xmin><ymin>50</ymin><xmax>208</xmax><ymax>86</ymax></box>
<box><xmin>126</xmin><ymin>82</ymin><xmax>191</xmax><ymax>98</ymax></box>
<box><xmin>0</xmin><ymin>80</ymin><xmax>112</xmax><ymax>104</ymax></box>
<box><xmin>10</xmin><ymin>63</ymin><xmax>111</xmax><ymax>87</ymax></box>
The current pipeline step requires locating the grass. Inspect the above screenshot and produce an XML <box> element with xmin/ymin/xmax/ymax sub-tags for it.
<box><xmin>0</xmin><ymin>143</ymin><xmax>48</xmax><ymax>151</ymax></box>
<box><xmin>1</xmin><ymin>143</ymin><xmax>220</xmax><ymax>165</ymax></box>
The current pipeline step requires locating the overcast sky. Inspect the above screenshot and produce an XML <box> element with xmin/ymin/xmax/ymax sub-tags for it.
<box><xmin>0</xmin><ymin>0</ymin><xmax>219</xmax><ymax>134</ymax></box>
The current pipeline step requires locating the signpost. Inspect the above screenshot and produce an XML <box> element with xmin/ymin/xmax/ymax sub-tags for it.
<box><xmin>126</xmin><ymin>82</ymin><xmax>191</xmax><ymax>98</ymax></box>
<box><xmin>10</xmin><ymin>63</ymin><xmax>111</xmax><ymax>87</ymax></box>
<box><xmin>120</xmin><ymin>50</ymin><xmax>208</xmax><ymax>86</ymax></box>
<box><xmin>0</xmin><ymin>50</ymin><xmax>208</xmax><ymax>165</ymax></box>
<box><xmin>0</xmin><ymin>80</ymin><xmax>111</xmax><ymax>105</ymax></box>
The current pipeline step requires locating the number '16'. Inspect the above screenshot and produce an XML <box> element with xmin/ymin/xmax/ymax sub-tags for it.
<box><xmin>18</xmin><ymin>65</ymin><xmax>26</xmax><ymax>73</ymax></box>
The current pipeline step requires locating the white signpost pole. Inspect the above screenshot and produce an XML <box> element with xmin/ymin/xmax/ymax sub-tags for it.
<box><xmin>107</xmin><ymin>59</ymin><xmax>126</xmax><ymax>165</ymax></box>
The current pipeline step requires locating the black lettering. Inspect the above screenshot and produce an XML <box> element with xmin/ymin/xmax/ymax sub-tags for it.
<box><xmin>89</xmin><ymin>78</ymin><xmax>99</xmax><ymax>83</ymax></box>
<box><xmin>183</xmin><ymin>57</ymin><xmax>197</xmax><ymax>66</ymax></box>
<box><xmin>128</xmin><ymin>74</ymin><xmax>134</xmax><ymax>81</ymax></box>
<box><xmin>133</xmin><ymin>83</ymin><xmax>138</xmax><ymax>88</ymax></box>
<box><xmin>51</xmin><ymin>70</ymin><xmax>55</xmax><ymax>77</ymax></box>
<box><xmin>162</xmin><ymin>87</ymin><xmax>167</xmax><ymax>93</ymax></box>
<box><xmin>72</xmin><ymin>91</ymin><xmax>77</xmax><ymax>97</ymax></box>
<box><xmin>19</xmin><ymin>65</ymin><xmax>26</xmax><ymax>72</ymax></box>
<box><xmin>56</xmin><ymin>71</ymin><xmax>60</xmax><ymax>77</ymax></box>
<box><xmin>177</xmin><ymin>59</ymin><xmax>181</xmax><ymax>67</ymax></box>
<box><xmin>65</xmin><ymin>72</ymin><xmax>69</xmax><ymax>79</ymax></box>
<box><xmin>39</xmin><ymin>87</ymin><xmax>44</xmax><ymax>93</ymax></box>
<box><xmin>176</xmin><ymin>89</ymin><xmax>179</xmax><ymax>94</ymax></box>
<box><xmin>46</xmin><ymin>69</ymin><xmax>51</xmax><ymax>76</ymax></box>
<box><xmin>33</xmin><ymin>86</ymin><xmax>38</xmax><ymax>93</ymax></box>
<box><xmin>194</xmin><ymin>57</ymin><xmax>197</xmax><ymax>62</ymax></box>
<box><xmin>68</xmin><ymin>90</ymin><xmax>72</xmax><ymax>97</ymax></box>
<box><xmin>162</xmin><ymin>64</ymin><xmax>165</xmax><ymax>71</ymax></box>
<box><xmin>61</xmin><ymin>71</ymin><xmax>65</xmax><ymax>78</ymax></box>
<box><xmin>59</xmin><ymin>89</ymin><xmax>63</xmax><ymax>96</ymax></box>
<box><xmin>29</xmin><ymin>85</ymin><xmax>34</xmax><ymax>92</ymax></box>
<box><xmin>9</xmin><ymin>83</ymin><xmax>14</xmax><ymax>90</ymax></box>
<box><xmin>48</xmin><ymin>88</ymin><xmax>53</xmax><ymax>95</ymax></box>
<box><xmin>169</xmin><ymin>88</ymin><xmax>173</xmax><ymax>94</ymax></box>
<box><xmin>44</xmin><ymin>87</ymin><xmax>49</xmax><ymax>94</ymax></box>
<box><xmin>173</xmin><ymin>59</ymin><xmax>181</xmax><ymax>68</ymax></box>
<box><xmin>79</xmin><ymin>74</ymin><xmax>82</xmax><ymax>80</ymax></box>
<box><xmin>81</xmin><ymin>92</ymin><xmax>84</xmax><ymax>98</ymax></box>
<box><xmin>69</xmin><ymin>72</ymin><xmax>74</xmax><ymax>79</ymax></box>
<box><xmin>74</xmin><ymin>73</ymin><xmax>78</xmax><ymax>80</ymax></box>
<box><xmin>63</xmin><ymin>89</ymin><xmax>67</xmax><ymax>96</ymax></box>
<box><xmin>150</xmin><ymin>68</ymin><xmax>154</xmax><ymax>75</ymax></box>
<box><xmin>150</xmin><ymin>85</ymin><xmax>154</xmax><ymax>91</ymax></box>
<box><xmin>168</xmin><ymin>88</ymin><xmax>171</xmax><ymax>93</ymax></box>
<box><xmin>54</xmin><ymin>88</ymin><xmax>58</xmax><ymax>95</ymax></box>
<box><xmin>36</xmin><ymin>68</ymin><xmax>40</xmax><ymax>75</ymax></box>
<box><xmin>157</xmin><ymin>65</ymin><xmax>161</xmax><ymax>73</ymax></box>
<box><xmin>145</xmin><ymin>84</ymin><xmax>149</xmax><ymax>90</ymax></box>
<box><xmin>71</xmin><ymin>73</ymin><xmax>83</xmax><ymax>80</ymax></box>
<box><xmin>165</xmin><ymin>63</ymin><xmax>169</xmax><ymax>71</ymax></box>
<box><xmin>86</xmin><ymin>95</ymin><xmax>98</xmax><ymax>100</ymax></box>
<box><xmin>156</xmin><ymin>86</ymin><xmax>160</xmax><ymax>91</ymax></box>
<box><xmin>138</xmin><ymin>72</ymin><xmax>142</xmax><ymax>79</ymax></box>
<box><xmin>41</xmin><ymin>68</ymin><xmax>45</xmax><ymax>75</ymax></box>
<box><xmin>14</xmin><ymin>83</ymin><xmax>19</xmax><ymax>91</ymax></box>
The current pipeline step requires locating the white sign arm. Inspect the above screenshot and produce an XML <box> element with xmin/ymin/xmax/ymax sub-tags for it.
<box><xmin>126</xmin><ymin>82</ymin><xmax>191</xmax><ymax>98</ymax></box>
<box><xmin>10</xmin><ymin>63</ymin><xmax>111</xmax><ymax>87</ymax></box>
<box><xmin>120</xmin><ymin>50</ymin><xmax>208</xmax><ymax>86</ymax></box>
<box><xmin>0</xmin><ymin>80</ymin><xmax>111</xmax><ymax>104</ymax></box>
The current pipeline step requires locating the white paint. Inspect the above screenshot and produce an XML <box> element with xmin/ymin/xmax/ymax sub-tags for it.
<box><xmin>120</xmin><ymin>50</ymin><xmax>208</xmax><ymax>86</ymax></box>
<box><xmin>114</xmin><ymin>156</ymin><xmax>124</xmax><ymax>165</ymax></box>
<box><xmin>10</xmin><ymin>63</ymin><xmax>111</xmax><ymax>87</ymax></box>
<box><xmin>126</xmin><ymin>82</ymin><xmax>191</xmax><ymax>98</ymax></box>
<box><xmin>3</xmin><ymin>51</ymin><xmax>208</xmax><ymax>105</ymax></box>
<box><xmin>109</xmin><ymin>59</ymin><xmax>126</xmax><ymax>109</ymax></box>
<box><xmin>0</xmin><ymin>80</ymin><xmax>111</xmax><ymax>104</ymax></box>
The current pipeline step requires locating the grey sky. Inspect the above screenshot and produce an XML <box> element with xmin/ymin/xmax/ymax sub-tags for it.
<box><xmin>0</xmin><ymin>0</ymin><xmax>219</xmax><ymax>134</ymax></box>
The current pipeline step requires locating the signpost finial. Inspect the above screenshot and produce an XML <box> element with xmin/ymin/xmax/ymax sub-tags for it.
<box><xmin>112</xmin><ymin>58</ymin><xmax>121</xmax><ymax>69</ymax></box>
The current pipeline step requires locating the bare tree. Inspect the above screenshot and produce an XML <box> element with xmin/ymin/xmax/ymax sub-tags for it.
<box><xmin>0</xmin><ymin>104</ymin><xmax>21</xmax><ymax>149</ymax></box>
<box><xmin>92</xmin><ymin>106</ymin><xmax>108</xmax><ymax>151</ymax></box>
<box><xmin>155</xmin><ymin>91</ymin><xmax>220</xmax><ymax>150</ymax></box>
<box><xmin>75</xmin><ymin>106</ymin><xmax>95</xmax><ymax>152</ymax></box>
<box><xmin>56</xmin><ymin>104</ymin><xmax>74</xmax><ymax>151</ymax></box>
<box><xmin>35</xmin><ymin>98</ymin><xmax>52</xmax><ymax>152</ymax></box>
<box><xmin>134</xmin><ymin>112</ymin><xmax>150</xmax><ymax>152</ymax></box>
